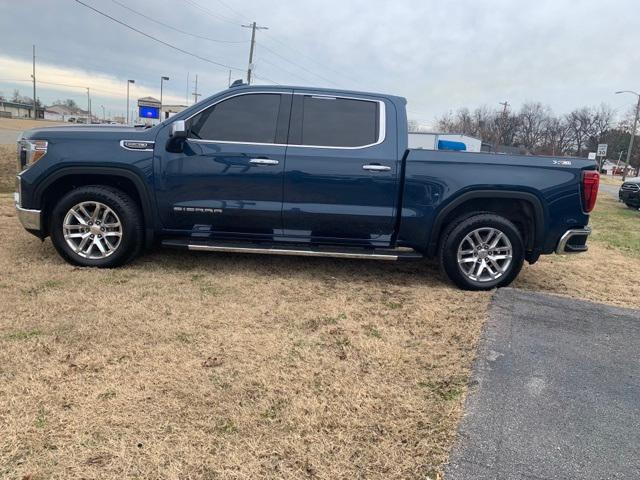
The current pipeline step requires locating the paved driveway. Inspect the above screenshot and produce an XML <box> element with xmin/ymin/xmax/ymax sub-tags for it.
<box><xmin>600</xmin><ymin>183</ymin><xmax>620</xmax><ymax>199</ymax></box>
<box><xmin>446</xmin><ymin>288</ymin><xmax>640</xmax><ymax>480</ymax></box>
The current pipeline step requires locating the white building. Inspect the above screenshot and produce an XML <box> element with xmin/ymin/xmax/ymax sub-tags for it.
<box><xmin>0</xmin><ymin>101</ymin><xmax>44</xmax><ymax>119</ymax></box>
<box><xmin>44</xmin><ymin>104</ymin><xmax>91</xmax><ymax>123</ymax></box>
<box><xmin>161</xmin><ymin>104</ymin><xmax>188</xmax><ymax>121</ymax></box>
<box><xmin>408</xmin><ymin>132</ymin><xmax>483</xmax><ymax>152</ymax></box>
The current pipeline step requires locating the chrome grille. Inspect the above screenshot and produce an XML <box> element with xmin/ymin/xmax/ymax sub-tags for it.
<box><xmin>622</xmin><ymin>183</ymin><xmax>640</xmax><ymax>192</ymax></box>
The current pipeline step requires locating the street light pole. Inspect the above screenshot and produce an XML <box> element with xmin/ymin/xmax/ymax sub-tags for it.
<box><xmin>160</xmin><ymin>76</ymin><xmax>169</xmax><ymax>120</ymax></box>
<box><xmin>86</xmin><ymin>87</ymin><xmax>91</xmax><ymax>123</ymax></box>
<box><xmin>616</xmin><ymin>90</ymin><xmax>640</xmax><ymax>181</ymax></box>
<box><xmin>126</xmin><ymin>79</ymin><xmax>135</xmax><ymax>125</ymax></box>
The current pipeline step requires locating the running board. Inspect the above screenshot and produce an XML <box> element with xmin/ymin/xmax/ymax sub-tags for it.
<box><xmin>162</xmin><ymin>239</ymin><xmax>422</xmax><ymax>261</ymax></box>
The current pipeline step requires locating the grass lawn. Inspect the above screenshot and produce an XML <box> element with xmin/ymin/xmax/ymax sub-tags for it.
<box><xmin>590</xmin><ymin>194</ymin><xmax>640</xmax><ymax>255</ymax></box>
<box><xmin>1</xmin><ymin>144</ymin><xmax>639</xmax><ymax>478</ymax></box>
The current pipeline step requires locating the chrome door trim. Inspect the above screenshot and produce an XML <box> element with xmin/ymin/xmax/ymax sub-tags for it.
<box><xmin>182</xmin><ymin>90</ymin><xmax>387</xmax><ymax>150</ymax></box>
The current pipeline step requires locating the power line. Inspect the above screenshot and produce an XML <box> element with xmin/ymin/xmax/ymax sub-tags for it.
<box><xmin>257</xmin><ymin>56</ymin><xmax>316</xmax><ymax>84</ymax></box>
<box><xmin>209</xmin><ymin>0</ymin><xmax>249</xmax><ymax>23</ymax></box>
<box><xmin>109</xmin><ymin>0</ymin><xmax>246</xmax><ymax>44</ymax></box>
<box><xmin>262</xmin><ymin>31</ymin><xmax>359</xmax><ymax>84</ymax></box>
<box><xmin>182</xmin><ymin>0</ymin><xmax>242</xmax><ymax>26</ymax></box>
<box><xmin>257</xmin><ymin>42</ymin><xmax>340</xmax><ymax>87</ymax></box>
<box><xmin>180</xmin><ymin>0</ymin><xmax>347</xmax><ymax>87</ymax></box>
<box><xmin>73</xmin><ymin>0</ymin><xmax>244</xmax><ymax>72</ymax></box>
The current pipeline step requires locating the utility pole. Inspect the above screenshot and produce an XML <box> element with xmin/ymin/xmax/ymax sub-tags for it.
<box><xmin>31</xmin><ymin>45</ymin><xmax>37</xmax><ymax>120</ymax></box>
<box><xmin>192</xmin><ymin>74</ymin><xmax>201</xmax><ymax>104</ymax></box>
<box><xmin>185</xmin><ymin>72</ymin><xmax>190</xmax><ymax>105</ymax></box>
<box><xmin>241</xmin><ymin>21</ymin><xmax>268</xmax><ymax>84</ymax></box>
<box><xmin>495</xmin><ymin>101</ymin><xmax>510</xmax><ymax>153</ymax></box>
<box><xmin>228</xmin><ymin>69</ymin><xmax>232</xmax><ymax>87</ymax></box>
<box><xmin>616</xmin><ymin>90</ymin><xmax>640</xmax><ymax>181</ymax></box>
<box><xmin>101</xmin><ymin>105</ymin><xmax>105</xmax><ymax>122</ymax></box>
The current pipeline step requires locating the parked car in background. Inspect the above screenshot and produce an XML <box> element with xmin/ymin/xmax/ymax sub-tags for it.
<box><xmin>15</xmin><ymin>84</ymin><xmax>598</xmax><ymax>290</ymax></box>
<box><xmin>619</xmin><ymin>178</ymin><xmax>640</xmax><ymax>208</ymax></box>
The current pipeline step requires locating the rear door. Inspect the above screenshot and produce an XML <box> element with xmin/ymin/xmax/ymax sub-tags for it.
<box><xmin>156</xmin><ymin>91</ymin><xmax>291</xmax><ymax>238</ymax></box>
<box><xmin>282</xmin><ymin>93</ymin><xmax>399</xmax><ymax>246</ymax></box>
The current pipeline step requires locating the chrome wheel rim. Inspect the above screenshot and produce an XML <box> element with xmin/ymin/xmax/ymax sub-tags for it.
<box><xmin>457</xmin><ymin>227</ymin><xmax>512</xmax><ymax>283</ymax></box>
<box><xmin>63</xmin><ymin>201</ymin><xmax>123</xmax><ymax>259</ymax></box>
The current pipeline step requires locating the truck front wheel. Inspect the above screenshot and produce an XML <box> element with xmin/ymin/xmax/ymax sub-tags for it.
<box><xmin>439</xmin><ymin>213</ymin><xmax>524</xmax><ymax>290</ymax></box>
<box><xmin>49</xmin><ymin>186</ymin><xmax>143</xmax><ymax>268</ymax></box>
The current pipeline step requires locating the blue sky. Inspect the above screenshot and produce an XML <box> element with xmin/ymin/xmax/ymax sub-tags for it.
<box><xmin>1</xmin><ymin>0</ymin><xmax>638</xmax><ymax>124</ymax></box>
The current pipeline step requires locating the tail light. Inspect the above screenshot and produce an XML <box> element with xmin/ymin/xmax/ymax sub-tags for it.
<box><xmin>581</xmin><ymin>170</ymin><xmax>599</xmax><ymax>213</ymax></box>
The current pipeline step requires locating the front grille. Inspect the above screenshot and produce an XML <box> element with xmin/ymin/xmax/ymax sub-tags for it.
<box><xmin>622</xmin><ymin>183</ymin><xmax>640</xmax><ymax>191</ymax></box>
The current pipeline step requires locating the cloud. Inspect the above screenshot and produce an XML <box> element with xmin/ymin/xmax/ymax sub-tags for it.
<box><xmin>1</xmin><ymin>0</ymin><xmax>638</xmax><ymax>124</ymax></box>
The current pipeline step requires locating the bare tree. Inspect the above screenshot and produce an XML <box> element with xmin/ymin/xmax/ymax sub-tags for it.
<box><xmin>517</xmin><ymin>102</ymin><xmax>551</xmax><ymax>151</ymax></box>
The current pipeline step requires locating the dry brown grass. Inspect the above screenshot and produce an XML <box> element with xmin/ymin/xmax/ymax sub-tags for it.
<box><xmin>599</xmin><ymin>175</ymin><xmax>623</xmax><ymax>186</ymax></box>
<box><xmin>0</xmin><ymin>193</ymin><xmax>489</xmax><ymax>479</ymax></box>
<box><xmin>2</xmin><ymin>148</ymin><xmax>638</xmax><ymax>478</ymax></box>
<box><xmin>0</xmin><ymin>144</ymin><xmax>16</xmax><ymax>193</ymax></box>
<box><xmin>0</xmin><ymin>117</ymin><xmax>66</xmax><ymax>132</ymax></box>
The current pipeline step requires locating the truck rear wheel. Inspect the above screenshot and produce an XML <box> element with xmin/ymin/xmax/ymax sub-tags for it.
<box><xmin>439</xmin><ymin>213</ymin><xmax>524</xmax><ymax>290</ymax></box>
<box><xmin>49</xmin><ymin>186</ymin><xmax>143</xmax><ymax>268</ymax></box>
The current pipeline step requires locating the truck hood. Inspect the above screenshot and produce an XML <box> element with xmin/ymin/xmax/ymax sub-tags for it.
<box><xmin>20</xmin><ymin>124</ymin><xmax>158</xmax><ymax>142</ymax></box>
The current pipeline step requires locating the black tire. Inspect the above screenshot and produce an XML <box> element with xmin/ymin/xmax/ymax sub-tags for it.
<box><xmin>439</xmin><ymin>213</ymin><xmax>524</xmax><ymax>291</ymax></box>
<box><xmin>49</xmin><ymin>185</ymin><xmax>143</xmax><ymax>268</ymax></box>
<box><xmin>625</xmin><ymin>203</ymin><xmax>637</xmax><ymax>209</ymax></box>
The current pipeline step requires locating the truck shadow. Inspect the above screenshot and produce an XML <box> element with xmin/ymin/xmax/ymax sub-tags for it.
<box><xmin>137</xmin><ymin>246</ymin><xmax>446</xmax><ymax>289</ymax></box>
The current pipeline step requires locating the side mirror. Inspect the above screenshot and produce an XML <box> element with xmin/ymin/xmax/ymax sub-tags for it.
<box><xmin>167</xmin><ymin>120</ymin><xmax>187</xmax><ymax>152</ymax></box>
<box><xmin>170</xmin><ymin>120</ymin><xmax>187</xmax><ymax>138</ymax></box>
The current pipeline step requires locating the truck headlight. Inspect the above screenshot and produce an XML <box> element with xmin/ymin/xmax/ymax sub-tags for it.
<box><xmin>17</xmin><ymin>139</ymin><xmax>48</xmax><ymax>171</ymax></box>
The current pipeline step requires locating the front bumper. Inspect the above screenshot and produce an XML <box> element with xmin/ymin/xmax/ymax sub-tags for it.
<box><xmin>555</xmin><ymin>227</ymin><xmax>591</xmax><ymax>254</ymax></box>
<box><xmin>619</xmin><ymin>189</ymin><xmax>640</xmax><ymax>205</ymax></box>
<box><xmin>14</xmin><ymin>191</ymin><xmax>42</xmax><ymax>231</ymax></box>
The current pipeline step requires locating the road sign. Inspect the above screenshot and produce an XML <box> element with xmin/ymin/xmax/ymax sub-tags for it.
<box><xmin>597</xmin><ymin>144</ymin><xmax>608</xmax><ymax>157</ymax></box>
<box><xmin>588</xmin><ymin>152</ymin><xmax>597</xmax><ymax>160</ymax></box>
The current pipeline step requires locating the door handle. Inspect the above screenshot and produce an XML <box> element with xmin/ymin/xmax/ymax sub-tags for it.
<box><xmin>362</xmin><ymin>164</ymin><xmax>391</xmax><ymax>172</ymax></box>
<box><xmin>249</xmin><ymin>158</ymin><xmax>279</xmax><ymax>166</ymax></box>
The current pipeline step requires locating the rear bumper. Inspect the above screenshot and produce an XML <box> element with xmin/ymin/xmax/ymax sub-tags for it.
<box><xmin>555</xmin><ymin>227</ymin><xmax>591</xmax><ymax>254</ymax></box>
<box><xmin>15</xmin><ymin>191</ymin><xmax>42</xmax><ymax>232</ymax></box>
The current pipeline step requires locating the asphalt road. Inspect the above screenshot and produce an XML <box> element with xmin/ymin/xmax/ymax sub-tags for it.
<box><xmin>600</xmin><ymin>183</ymin><xmax>620</xmax><ymax>199</ymax></box>
<box><xmin>446</xmin><ymin>288</ymin><xmax>640</xmax><ymax>480</ymax></box>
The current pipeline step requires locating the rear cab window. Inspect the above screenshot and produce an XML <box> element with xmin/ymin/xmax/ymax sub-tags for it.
<box><xmin>289</xmin><ymin>94</ymin><xmax>384</xmax><ymax>148</ymax></box>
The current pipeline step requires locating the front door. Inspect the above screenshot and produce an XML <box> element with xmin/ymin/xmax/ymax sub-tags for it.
<box><xmin>281</xmin><ymin>93</ymin><xmax>400</xmax><ymax>246</ymax></box>
<box><xmin>156</xmin><ymin>91</ymin><xmax>292</xmax><ymax>239</ymax></box>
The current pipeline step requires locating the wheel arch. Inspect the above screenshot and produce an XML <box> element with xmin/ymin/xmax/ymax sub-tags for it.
<box><xmin>427</xmin><ymin>190</ymin><xmax>546</xmax><ymax>258</ymax></box>
<box><xmin>35</xmin><ymin>167</ymin><xmax>155</xmax><ymax>247</ymax></box>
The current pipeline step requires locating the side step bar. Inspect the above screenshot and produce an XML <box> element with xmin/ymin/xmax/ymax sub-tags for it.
<box><xmin>162</xmin><ymin>239</ymin><xmax>423</xmax><ymax>261</ymax></box>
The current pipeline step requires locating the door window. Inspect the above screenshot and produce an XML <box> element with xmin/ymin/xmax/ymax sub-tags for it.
<box><xmin>299</xmin><ymin>96</ymin><xmax>380</xmax><ymax>147</ymax></box>
<box><xmin>188</xmin><ymin>93</ymin><xmax>281</xmax><ymax>143</ymax></box>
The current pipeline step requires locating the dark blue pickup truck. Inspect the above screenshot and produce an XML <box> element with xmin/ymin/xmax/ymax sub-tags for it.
<box><xmin>14</xmin><ymin>84</ymin><xmax>599</xmax><ymax>290</ymax></box>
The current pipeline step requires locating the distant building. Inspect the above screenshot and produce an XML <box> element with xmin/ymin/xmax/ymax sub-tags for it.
<box><xmin>408</xmin><ymin>132</ymin><xmax>483</xmax><ymax>152</ymax></box>
<box><xmin>161</xmin><ymin>104</ymin><xmax>187</xmax><ymax>120</ymax></box>
<box><xmin>44</xmin><ymin>104</ymin><xmax>91</xmax><ymax>123</ymax></box>
<box><xmin>0</xmin><ymin>100</ymin><xmax>44</xmax><ymax>119</ymax></box>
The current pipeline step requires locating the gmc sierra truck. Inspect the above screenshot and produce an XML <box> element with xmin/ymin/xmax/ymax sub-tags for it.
<box><xmin>14</xmin><ymin>84</ymin><xmax>599</xmax><ymax>290</ymax></box>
